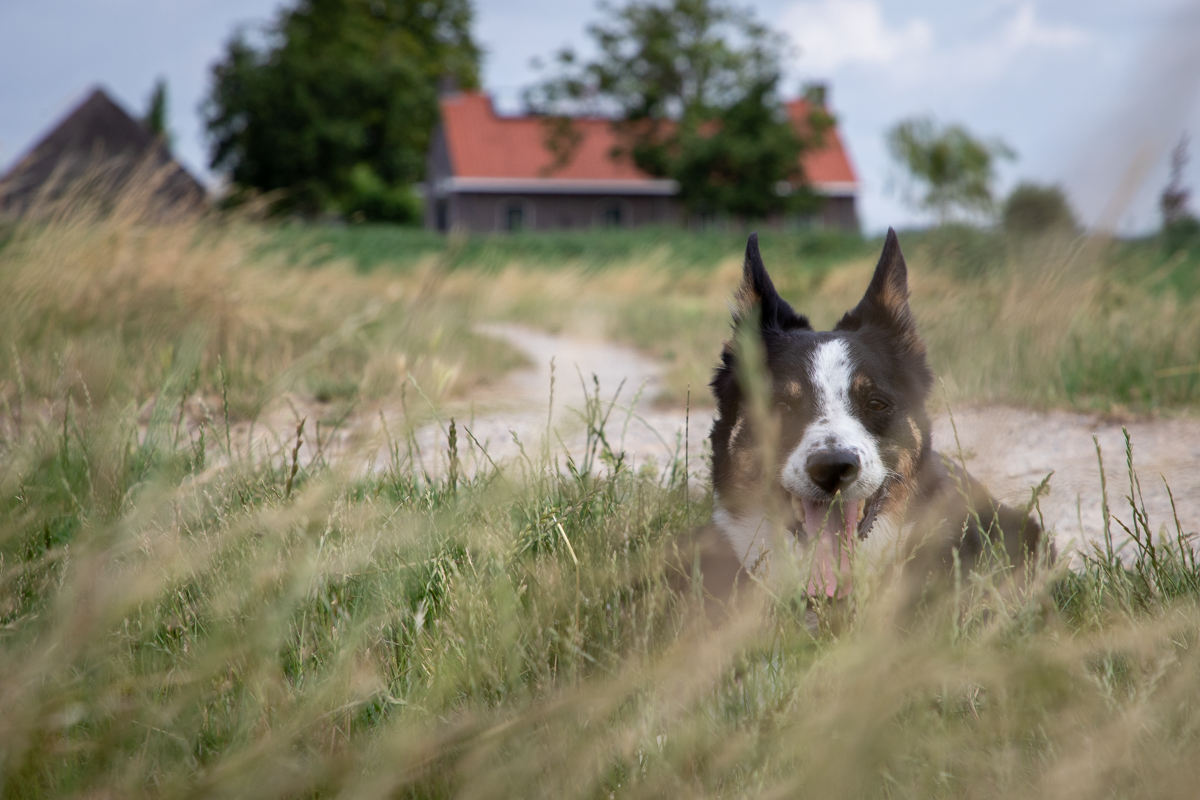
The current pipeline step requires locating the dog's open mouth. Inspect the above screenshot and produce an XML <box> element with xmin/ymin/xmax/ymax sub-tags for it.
<box><xmin>786</xmin><ymin>493</ymin><xmax>883</xmax><ymax>598</ymax></box>
<box><xmin>788</xmin><ymin>496</ymin><xmax>859</xmax><ymax>598</ymax></box>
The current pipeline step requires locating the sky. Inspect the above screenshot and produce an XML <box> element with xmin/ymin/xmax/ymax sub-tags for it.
<box><xmin>2</xmin><ymin>0</ymin><xmax>1199</xmax><ymax>233</ymax></box>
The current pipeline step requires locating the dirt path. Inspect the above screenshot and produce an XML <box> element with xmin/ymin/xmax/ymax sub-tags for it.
<box><xmin>930</xmin><ymin>407</ymin><xmax>1200</xmax><ymax>559</ymax></box>
<box><xmin>433</xmin><ymin>325</ymin><xmax>1200</xmax><ymax>559</ymax></box>
<box><xmin>405</xmin><ymin>323</ymin><xmax>709</xmax><ymax>477</ymax></box>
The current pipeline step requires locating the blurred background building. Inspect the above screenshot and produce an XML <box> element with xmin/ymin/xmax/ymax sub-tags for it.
<box><xmin>425</xmin><ymin>90</ymin><xmax>858</xmax><ymax>233</ymax></box>
<box><xmin>0</xmin><ymin>87</ymin><xmax>205</xmax><ymax>218</ymax></box>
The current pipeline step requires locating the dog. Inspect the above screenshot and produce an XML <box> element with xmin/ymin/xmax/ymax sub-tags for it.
<box><xmin>684</xmin><ymin>229</ymin><xmax>1050</xmax><ymax>612</ymax></box>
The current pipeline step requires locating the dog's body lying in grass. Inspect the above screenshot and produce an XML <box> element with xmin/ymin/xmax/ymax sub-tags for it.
<box><xmin>685</xmin><ymin>230</ymin><xmax>1051</xmax><ymax>611</ymax></box>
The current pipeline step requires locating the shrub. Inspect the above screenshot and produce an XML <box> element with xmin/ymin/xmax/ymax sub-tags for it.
<box><xmin>1002</xmin><ymin>182</ymin><xmax>1076</xmax><ymax>235</ymax></box>
<box><xmin>1163</xmin><ymin>215</ymin><xmax>1200</xmax><ymax>254</ymax></box>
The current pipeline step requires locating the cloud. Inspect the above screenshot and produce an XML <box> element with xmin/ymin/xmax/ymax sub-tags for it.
<box><xmin>1002</xmin><ymin>2</ymin><xmax>1089</xmax><ymax>50</ymax></box>
<box><xmin>779</xmin><ymin>0</ymin><xmax>1089</xmax><ymax>81</ymax></box>
<box><xmin>931</xmin><ymin>2</ymin><xmax>1091</xmax><ymax>84</ymax></box>
<box><xmin>779</xmin><ymin>0</ymin><xmax>932</xmax><ymax>74</ymax></box>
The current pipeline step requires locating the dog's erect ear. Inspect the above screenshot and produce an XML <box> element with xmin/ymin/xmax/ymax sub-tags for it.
<box><xmin>836</xmin><ymin>228</ymin><xmax>919</xmax><ymax>339</ymax></box>
<box><xmin>734</xmin><ymin>233</ymin><xmax>810</xmax><ymax>332</ymax></box>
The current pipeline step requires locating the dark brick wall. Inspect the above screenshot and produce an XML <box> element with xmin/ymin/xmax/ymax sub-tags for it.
<box><xmin>816</xmin><ymin>196</ymin><xmax>859</xmax><ymax>231</ymax></box>
<box><xmin>448</xmin><ymin>193</ymin><xmax>679</xmax><ymax>232</ymax></box>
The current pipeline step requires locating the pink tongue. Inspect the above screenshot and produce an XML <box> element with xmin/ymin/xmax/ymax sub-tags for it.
<box><xmin>802</xmin><ymin>499</ymin><xmax>859</xmax><ymax>598</ymax></box>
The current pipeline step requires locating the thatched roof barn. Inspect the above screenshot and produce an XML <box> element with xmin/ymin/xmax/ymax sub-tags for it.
<box><xmin>0</xmin><ymin>87</ymin><xmax>206</xmax><ymax>217</ymax></box>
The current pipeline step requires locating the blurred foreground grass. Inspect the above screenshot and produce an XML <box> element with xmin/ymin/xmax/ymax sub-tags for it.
<box><xmin>3</xmin><ymin>206</ymin><xmax>1200</xmax><ymax>797</ymax></box>
<box><xmin>3</xmin><ymin>341</ymin><xmax>1200</xmax><ymax>798</ymax></box>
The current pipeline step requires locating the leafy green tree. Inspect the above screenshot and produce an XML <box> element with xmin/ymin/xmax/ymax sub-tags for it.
<box><xmin>527</xmin><ymin>0</ymin><xmax>826</xmax><ymax>220</ymax></box>
<box><xmin>1002</xmin><ymin>182</ymin><xmax>1076</xmax><ymax>235</ymax></box>
<box><xmin>671</xmin><ymin>80</ymin><xmax>820</xmax><ymax>219</ymax></box>
<box><xmin>887</xmin><ymin>116</ymin><xmax>1014</xmax><ymax>224</ymax></box>
<box><xmin>204</xmin><ymin>0</ymin><xmax>480</xmax><ymax>221</ymax></box>
<box><xmin>143</xmin><ymin>78</ymin><xmax>172</xmax><ymax>147</ymax></box>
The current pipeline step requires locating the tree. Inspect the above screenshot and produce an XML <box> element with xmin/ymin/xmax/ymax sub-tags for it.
<box><xmin>1161</xmin><ymin>134</ymin><xmax>1199</xmax><ymax>252</ymax></box>
<box><xmin>1002</xmin><ymin>182</ymin><xmax>1075</xmax><ymax>235</ymax></box>
<box><xmin>143</xmin><ymin>78</ymin><xmax>172</xmax><ymax>147</ymax></box>
<box><xmin>527</xmin><ymin>0</ymin><xmax>826</xmax><ymax>220</ymax></box>
<box><xmin>204</xmin><ymin>0</ymin><xmax>480</xmax><ymax>221</ymax></box>
<box><xmin>886</xmin><ymin>116</ymin><xmax>1014</xmax><ymax>224</ymax></box>
<box><xmin>671</xmin><ymin>79</ymin><xmax>817</xmax><ymax>219</ymax></box>
<box><xmin>1161</xmin><ymin>134</ymin><xmax>1193</xmax><ymax>227</ymax></box>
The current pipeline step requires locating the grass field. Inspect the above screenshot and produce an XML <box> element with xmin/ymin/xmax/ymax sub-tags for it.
<box><xmin>267</xmin><ymin>221</ymin><xmax>1200</xmax><ymax>412</ymax></box>
<box><xmin>3</xmin><ymin>205</ymin><xmax>1200</xmax><ymax>798</ymax></box>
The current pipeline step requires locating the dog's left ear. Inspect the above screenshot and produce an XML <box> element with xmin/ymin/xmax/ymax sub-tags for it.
<box><xmin>836</xmin><ymin>228</ymin><xmax>920</xmax><ymax>344</ymax></box>
<box><xmin>734</xmin><ymin>232</ymin><xmax>810</xmax><ymax>332</ymax></box>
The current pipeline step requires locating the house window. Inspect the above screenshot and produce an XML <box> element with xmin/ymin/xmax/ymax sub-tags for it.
<box><xmin>596</xmin><ymin>199</ymin><xmax>628</xmax><ymax>228</ymax></box>
<box><xmin>505</xmin><ymin>203</ymin><xmax>525</xmax><ymax>232</ymax></box>
<box><xmin>496</xmin><ymin>198</ymin><xmax>535</xmax><ymax>232</ymax></box>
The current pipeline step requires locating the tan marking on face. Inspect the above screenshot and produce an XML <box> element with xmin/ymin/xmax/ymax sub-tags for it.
<box><xmin>729</xmin><ymin>415</ymin><xmax>745</xmax><ymax>443</ymax></box>
<box><xmin>729</xmin><ymin>433</ymin><xmax>764</xmax><ymax>491</ymax></box>
<box><xmin>907</xmin><ymin>416</ymin><xmax>923</xmax><ymax>450</ymax></box>
<box><xmin>880</xmin><ymin>481</ymin><xmax>912</xmax><ymax>519</ymax></box>
<box><xmin>779</xmin><ymin>379</ymin><xmax>805</xmax><ymax>398</ymax></box>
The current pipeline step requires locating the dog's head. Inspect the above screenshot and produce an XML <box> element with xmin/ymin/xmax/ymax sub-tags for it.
<box><xmin>710</xmin><ymin>230</ymin><xmax>933</xmax><ymax>594</ymax></box>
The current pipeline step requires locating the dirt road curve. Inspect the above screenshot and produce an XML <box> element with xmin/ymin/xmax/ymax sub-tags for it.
<box><xmin>437</xmin><ymin>324</ymin><xmax>1200</xmax><ymax>558</ymax></box>
<box><xmin>406</xmin><ymin>323</ymin><xmax>707</xmax><ymax>479</ymax></box>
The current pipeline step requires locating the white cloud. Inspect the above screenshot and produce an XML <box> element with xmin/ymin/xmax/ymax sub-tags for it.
<box><xmin>779</xmin><ymin>0</ymin><xmax>933</xmax><ymax>74</ymax></box>
<box><xmin>933</xmin><ymin>3</ymin><xmax>1090</xmax><ymax>84</ymax></box>
<box><xmin>780</xmin><ymin>0</ymin><xmax>1089</xmax><ymax>82</ymax></box>
<box><xmin>1003</xmin><ymin>2</ymin><xmax>1090</xmax><ymax>51</ymax></box>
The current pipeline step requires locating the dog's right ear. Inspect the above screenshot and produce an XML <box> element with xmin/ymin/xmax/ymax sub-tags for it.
<box><xmin>733</xmin><ymin>233</ymin><xmax>811</xmax><ymax>332</ymax></box>
<box><xmin>836</xmin><ymin>228</ymin><xmax>919</xmax><ymax>340</ymax></box>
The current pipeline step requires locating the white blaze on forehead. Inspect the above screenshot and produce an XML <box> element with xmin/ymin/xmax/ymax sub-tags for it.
<box><xmin>810</xmin><ymin>338</ymin><xmax>855</xmax><ymax>419</ymax></box>
<box><xmin>780</xmin><ymin>338</ymin><xmax>887</xmax><ymax>501</ymax></box>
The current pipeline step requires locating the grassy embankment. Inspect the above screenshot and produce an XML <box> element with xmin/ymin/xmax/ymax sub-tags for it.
<box><xmin>2</xmin><ymin>207</ymin><xmax>1200</xmax><ymax>797</ymax></box>
<box><xmin>272</xmin><ymin>221</ymin><xmax>1200</xmax><ymax>412</ymax></box>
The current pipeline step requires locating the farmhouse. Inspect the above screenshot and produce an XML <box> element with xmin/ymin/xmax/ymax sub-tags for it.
<box><xmin>425</xmin><ymin>90</ymin><xmax>859</xmax><ymax>233</ymax></box>
<box><xmin>0</xmin><ymin>87</ymin><xmax>206</xmax><ymax>218</ymax></box>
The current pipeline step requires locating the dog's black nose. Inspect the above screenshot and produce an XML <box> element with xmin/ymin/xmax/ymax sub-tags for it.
<box><xmin>806</xmin><ymin>449</ymin><xmax>861</xmax><ymax>494</ymax></box>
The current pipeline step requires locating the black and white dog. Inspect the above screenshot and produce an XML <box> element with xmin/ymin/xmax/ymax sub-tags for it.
<box><xmin>689</xmin><ymin>230</ymin><xmax>1049</xmax><ymax>607</ymax></box>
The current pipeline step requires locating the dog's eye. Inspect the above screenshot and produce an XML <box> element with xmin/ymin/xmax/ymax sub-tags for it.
<box><xmin>867</xmin><ymin>397</ymin><xmax>891</xmax><ymax>412</ymax></box>
<box><xmin>775</xmin><ymin>401</ymin><xmax>793</xmax><ymax>414</ymax></box>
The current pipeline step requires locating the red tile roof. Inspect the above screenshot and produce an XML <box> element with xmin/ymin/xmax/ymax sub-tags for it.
<box><xmin>438</xmin><ymin>92</ymin><xmax>857</xmax><ymax>190</ymax></box>
<box><xmin>784</xmin><ymin>98</ymin><xmax>858</xmax><ymax>188</ymax></box>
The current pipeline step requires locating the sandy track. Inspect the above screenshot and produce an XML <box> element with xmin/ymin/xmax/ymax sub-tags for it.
<box><xmin>930</xmin><ymin>407</ymin><xmax>1200</xmax><ymax>558</ymax></box>
<box><xmin>405</xmin><ymin>323</ymin><xmax>709</xmax><ymax>477</ymax></box>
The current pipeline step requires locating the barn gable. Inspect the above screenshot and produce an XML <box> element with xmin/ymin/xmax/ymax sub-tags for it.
<box><xmin>0</xmin><ymin>87</ymin><xmax>206</xmax><ymax>217</ymax></box>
